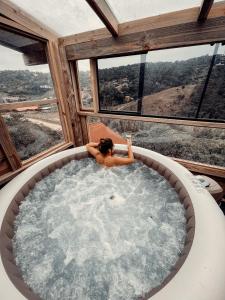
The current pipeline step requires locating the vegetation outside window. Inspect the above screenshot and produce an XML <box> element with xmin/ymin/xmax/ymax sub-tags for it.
<box><xmin>198</xmin><ymin>43</ymin><xmax>225</xmax><ymax>121</ymax></box>
<box><xmin>98</xmin><ymin>54</ymin><xmax>141</xmax><ymax>113</ymax></box>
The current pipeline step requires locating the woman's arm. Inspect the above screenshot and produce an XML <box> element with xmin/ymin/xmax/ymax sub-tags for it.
<box><xmin>127</xmin><ymin>139</ymin><xmax>134</xmax><ymax>161</ymax></box>
<box><xmin>112</xmin><ymin>139</ymin><xmax>134</xmax><ymax>166</ymax></box>
<box><xmin>85</xmin><ymin>142</ymin><xmax>99</xmax><ymax>158</ymax></box>
<box><xmin>86</xmin><ymin>142</ymin><xmax>98</xmax><ymax>148</ymax></box>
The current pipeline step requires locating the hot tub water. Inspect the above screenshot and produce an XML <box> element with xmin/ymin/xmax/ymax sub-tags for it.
<box><xmin>13</xmin><ymin>158</ymin><xmax>186</xmax><ymax>300</ymax></box>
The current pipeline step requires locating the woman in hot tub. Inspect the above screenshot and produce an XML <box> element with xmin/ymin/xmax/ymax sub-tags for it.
<box><xmin>86</xmin><ymin>138</ymin><xmax>134</xmax><ymax>167</ymax></box>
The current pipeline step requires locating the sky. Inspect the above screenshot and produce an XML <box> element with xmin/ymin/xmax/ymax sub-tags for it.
<box><xmin>9</xmin><ymin>0</ymin><xmax>104</xmax><ymax>36</ymax></box>
<box><xmin>0</xmin><ymin>45</ymin><xmax>50</xmax><ymax>72</ymax></box>
<box><xmin>107</xmin><ymin>0</ymin><xmax>201</xmax><ymax>22</ymax></box>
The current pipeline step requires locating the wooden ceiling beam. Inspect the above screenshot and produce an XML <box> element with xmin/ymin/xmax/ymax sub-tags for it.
<box><xmin>0</xmin><ymin>0</ymin><xmax>57</xmax><ymax>40</ymax></box>
<box><xmin>86</xmin><ymin>0</ymin><xmax>119</xmax><ymax>37</ymax></box>
<box><xmin>198</xmin><ymin>0</ymin><xmax>214</xmax><ymax>22</ymax></box>
<box><xmin>0</xmin><ymin>16</ymin><xmax>44</xmax><ymax>38</ymax></box>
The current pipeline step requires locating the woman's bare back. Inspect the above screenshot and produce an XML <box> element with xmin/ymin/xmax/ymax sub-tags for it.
<box><xmin>95</xmin><ymin>153</ymin><xmax>116</xmax><ymax>167</ymax></box>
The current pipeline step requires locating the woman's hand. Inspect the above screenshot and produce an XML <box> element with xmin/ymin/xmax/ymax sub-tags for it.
<box><xmin>86</xmin><ymin>142</ymin><xmax>99</xmax><ymax>148</ymax></box>
<box><xmin>86</xmin><ymin>142</ymin><xmax>99</xmax><ymax>158</ymax></box>
<box><xmin>127</xmin><ymin>139</ymin><xmax>132</xmax><ymax>147</ymax></box>
<box><xmin>126</xmin><ymin>135</ymin><xmax>132</xmax><ymax>147</ymax></box>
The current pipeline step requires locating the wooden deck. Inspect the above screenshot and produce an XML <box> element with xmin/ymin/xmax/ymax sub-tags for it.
<box><xmin>88</xmin><ymin>122</ymin><xmax>127</xmax><ymax>144</ymax></box>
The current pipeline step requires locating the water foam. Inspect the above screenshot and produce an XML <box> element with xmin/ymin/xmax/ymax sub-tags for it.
<box><xmin>13</xmin><ymin>158</ymin><xmax>186</xmax><ymax>300</ymax></box>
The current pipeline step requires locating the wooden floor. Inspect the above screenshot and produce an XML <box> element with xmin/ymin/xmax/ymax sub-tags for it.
<box><xmin>88</xmin><ymin>122</ymin><xmax>127</xmax><ymax>144</ymax></box>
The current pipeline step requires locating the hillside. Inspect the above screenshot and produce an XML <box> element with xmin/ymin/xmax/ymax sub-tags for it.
<box><xmin>0</xmin><ymin>70</ymin><xmax>54</xmax><ymax>102</ymax></box>
<box><xmin>113</xmin><ymin>84</ymin><xmax>197</xmax><ymax>117</ymax></box>
<box><xmin>142</xmin><ymin>84</ymin><xmax>197</xmax><ymax>117</ymax></box>
<box><xmin>98</xmin><ymin>55</ymin><xmax>211</xmax><ymax>105</ymax></box>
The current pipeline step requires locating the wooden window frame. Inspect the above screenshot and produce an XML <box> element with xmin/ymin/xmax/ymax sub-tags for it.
<box><xmin>70</xmin><ymin>60</ymin><xmax>96</xmax><ymax>112</ymax></box>
<box><xmin>94</xmin><ymin>44</ymin><xmax>225</xmax><ymax>123</ymax></box>
<box><xmin>0</xmin><ymin>13</ymin><xmax>74</xmax><ymax>184</ymax></box>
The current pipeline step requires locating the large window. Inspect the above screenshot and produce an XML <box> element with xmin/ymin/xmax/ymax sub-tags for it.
<box><xmin>0</xmin><ymin>28</ymin><xmax>64</xmax><ymax>161</ymax></box>
<box><xmin>97</xmin><ymin>43</ymin><xmax>225</xmax><ymax>121</ymax></box>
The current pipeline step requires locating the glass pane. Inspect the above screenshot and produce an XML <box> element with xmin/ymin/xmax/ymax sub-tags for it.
<box><xmin>10</xmin><ymin>0</ymin><xmax>104</xmax><ymax>36</ymax></box>
<box><xmin>87</xmin><ymin>116</ymin><xmax>225</xmax><ymax>168</ymax></box>
<box><xmin>107</xmin><ymin>0</ymin><xmax>201</xmax><ymax>23</ymax></box>
<box><xmin>97</xmin><ymin>44</ymin><xmax>216</xmax><ymax>118</ymax></box>
<box><xmin>98</xmin><ymin>54</ymin><xmax>141</xmax><ymax>112</ymax></box>
<box><xmin>0</xmin><ymin>31</ymin><xmax>64</xmax><ymax>160</ymax></box>
<box><xmin>0</xmin><ymin>45</ymin><xmax>55</xmax><ymax>101</ymax></box>
<box><xmin>142</xmin><ymin>44</ymin><xmax>215</xmax><ymax>118</ymax></box>
<box><xmin>198</xmin><ymin>44</ymin><xmax>225</xmax><ymax>121</ymax></box>
<box><xmin>77</xmin><ymin>60</ymin><xmax>94</xmax><ymax>110</ymax></box>
<box><xmin>2</xmin><ymin>105</ymin><xmax>63</xmax><ymax>160</ymax></box>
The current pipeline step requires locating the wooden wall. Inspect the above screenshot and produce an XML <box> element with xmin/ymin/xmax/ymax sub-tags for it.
<box><xmin>0</xmin><ymin>145</ymin><xmax>12</xmax><ymax>177</ymax></box>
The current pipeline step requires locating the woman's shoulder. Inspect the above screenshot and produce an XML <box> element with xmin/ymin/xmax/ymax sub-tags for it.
<box><xmin>95</xmin><ymin>152</ymin><xmax>104</xmax><ymax>163</ymax></box>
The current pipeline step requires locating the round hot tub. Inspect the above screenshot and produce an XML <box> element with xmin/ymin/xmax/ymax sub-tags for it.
<box><xmin>0</xmin><ymin>145</ymin><xmax>225</xmax><ymax>300</ymax></box>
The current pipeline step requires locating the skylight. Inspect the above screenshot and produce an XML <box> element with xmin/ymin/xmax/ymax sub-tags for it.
<box><xmin>10</xmin><ymin>0</ymin><xmax>104</xmax><ymax>36</ymax></box>
<box><xmin>106</xmin><ymin>0</ymin><xmax>201</xmax><ymax>23</ymax></box>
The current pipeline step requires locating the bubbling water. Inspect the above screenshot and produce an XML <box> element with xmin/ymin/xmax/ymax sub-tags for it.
<box><xmin>13</xmin><ymin>158</ymin><xmax>186</xmax><ymax>300</ymax></box>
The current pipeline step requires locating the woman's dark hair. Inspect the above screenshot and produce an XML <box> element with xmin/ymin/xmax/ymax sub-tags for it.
<box><xmin>98</xmin><ymin>138</ymin><xmax>113</xmax><ymax>155</ymax></box>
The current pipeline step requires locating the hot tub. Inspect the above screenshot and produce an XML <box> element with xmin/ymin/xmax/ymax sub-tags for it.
<box><xmin>0</xmin><ymin>145</ymin><xmax>225</xmax><ymax>300</ymax></box>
